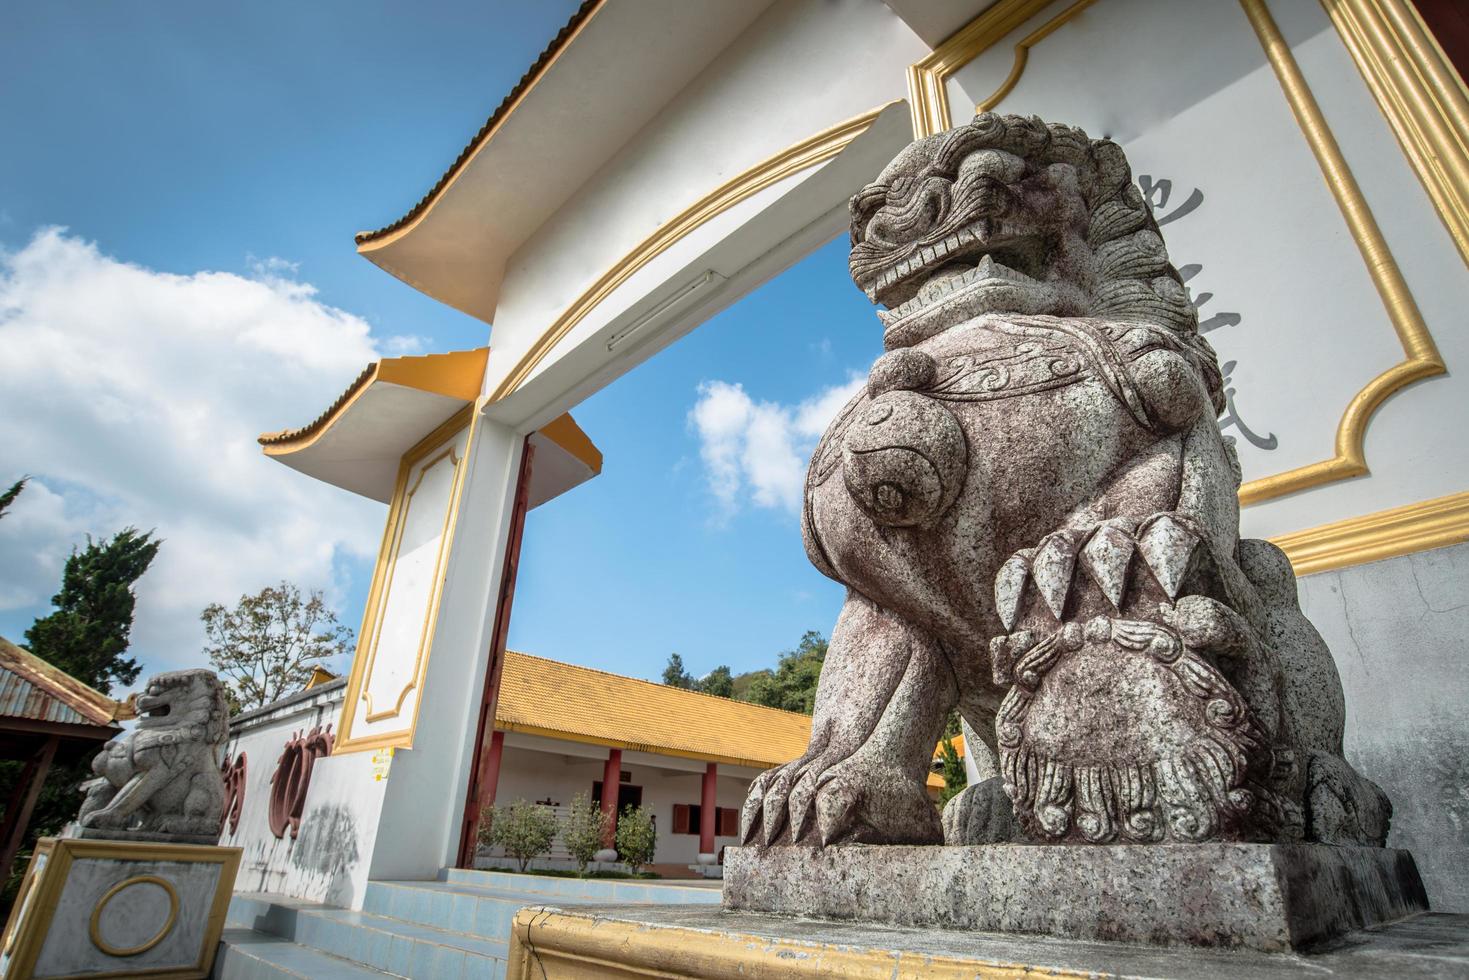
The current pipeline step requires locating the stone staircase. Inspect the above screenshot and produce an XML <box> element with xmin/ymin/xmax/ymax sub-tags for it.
<box><xmin>213</xmin><ymin>868</ymin><xmax>723</xmax><ymax>978</ymax></box>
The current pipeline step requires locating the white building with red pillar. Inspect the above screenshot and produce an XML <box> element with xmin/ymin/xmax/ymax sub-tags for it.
<box><xmin>220</xmin><ymin>648</ymin><xmax>831</xmax><ymax>892</ymax></box>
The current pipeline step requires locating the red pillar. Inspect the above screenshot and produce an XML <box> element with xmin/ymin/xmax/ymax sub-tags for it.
<box><xmin>600</xmin><ymin>748</ymin><xmax>622</xmax><ymax>850</ymax></box>
<box><xmin>481</xmin><ymin>731</ymin><xmax>505</xmax><ymax>807</ymax></box>
<box><xmin>457</xmin><ymin>439</ymin><xmax>535</xmax><ymax>868</ymax></box>
<box><xmin>698</xmin><ymin>762</ymin><xmax>718</xmax><ymax>859</ymax></box>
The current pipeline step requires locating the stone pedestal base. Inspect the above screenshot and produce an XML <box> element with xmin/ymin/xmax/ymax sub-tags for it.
<box><xmin>0</xmin><ymin>837</ymin><xmax>241</xmax><ymax>979</ymax></box>
<box><xmin>723</xmin><ymin>843</ymin><xmax>1428</xmax><ymax>952</ymax></box>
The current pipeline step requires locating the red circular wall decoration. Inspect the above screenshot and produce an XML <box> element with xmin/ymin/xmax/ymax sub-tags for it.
<box><xmin>220</xmin><ymin>752</ymin><xmax>247</xmax><ymax>836</ymax></box>
<box><xmin>268</xmin><ymin>724</ymin><xmax>334</xmax><ymax>840</ymax></box>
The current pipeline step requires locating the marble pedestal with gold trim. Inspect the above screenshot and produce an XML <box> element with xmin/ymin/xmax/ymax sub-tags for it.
<box><xmin>0</xmin><ymin>838</ymin><xmax>240</xmax><ymax>980</ymax></box>
<box><xmin>505</xmin><ymin>904</ymin><xmax>1469</xmax><ymax>979</ymax></box>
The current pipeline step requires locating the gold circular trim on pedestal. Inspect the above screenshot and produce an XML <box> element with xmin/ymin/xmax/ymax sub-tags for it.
<box><xmin>88</xmin><ymin>874</ymin><xmax>179</xmax><ymax>957</ymax></box>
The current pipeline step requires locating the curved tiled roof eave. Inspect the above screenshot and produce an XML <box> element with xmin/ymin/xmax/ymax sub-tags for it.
<box><xmin>353</xmin><ymin>0</ymin><xmax>604</xmax><ymax>248</ymax></box>
<box><xmin>257</xmin><ymin>362</ymin><xmax>377</xmax><ymax>448</ymax></box>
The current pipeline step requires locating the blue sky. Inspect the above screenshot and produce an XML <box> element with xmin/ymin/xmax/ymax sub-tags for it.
<box><xmin>0</xmin><ymin>2</ymin><xmax>878</xmax><ymax>686</ymax></box>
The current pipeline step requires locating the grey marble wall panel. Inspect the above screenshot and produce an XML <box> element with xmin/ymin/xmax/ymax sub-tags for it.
<box><xmin>1297</xmin><ymin>541</ymin><xmax>1469</xmax><ymax>911</ymax></box>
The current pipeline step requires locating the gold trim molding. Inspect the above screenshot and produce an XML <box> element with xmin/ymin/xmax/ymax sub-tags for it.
<box><xmin>506</xmin><ymin>907</ymin><xmax>1092</xmax><ymax>979</ymax></box>
<box><xmin>89</xmin><ymin>875</ymin><xmax>179</xmax><ymax>957</ymax></box>
<box><xmin>906</xmin><ymin>0</ymin><xmax>1056</xmax><ymax>138</ymax></box>
<box><xmin>1270</xmin><ymin>490</ymin><xmax>1469</xmax><ymax>576</ymax></box>
<box><xmin>977</xmin><ymin>0</ymin><xmax>1097</xmax><ymax>113</ymax></box>
<box><xmin>1322</xmin><ymin>0</ymin><xmax>1469</xmax><ymax>269</ymax></box>
<box><xmin>488</xmin><ymin>103</ymin><xmax>899</xmax><ymax>401</ymax></box>
<box><xmin>336</xmin><ymin>405</ymin><xmax>477</xmax><ymax>753</ymax></box>
<box><xmin>1237</xmin><ymin>0</ymin><xmax>1445</xmax><ymax>504</ymax></box>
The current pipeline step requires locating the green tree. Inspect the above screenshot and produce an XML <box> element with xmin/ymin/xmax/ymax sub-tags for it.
<box><xmin>615</xmin><ymin>804</ymin><xmax>657</xmax><ymax>876</ymax></box>
<box><xmin>480</xmin><ymin>799</ymin><xmax>558</xmax><ymax>873</ymax></box>
<box><xmin>560</xmin><ymin>792</ymin><xmax>608</xmax><ymax>877</ymax></box>
<box><xmin>0</xmin><ymin>478</ymin><xmax>26</xmax><ymax>520</ymax></box>
<box><xmin>699</xmin><ymin>665</ymin><xmax>734</xmax><ymax>698</ymax></box>
<box><xmin>24</xmin><ymin>528</ymin><xmax>160</xmax><ymax>693</ymax></box>
<box><xmin>2</xmin><ymin>526</ymin><xmax>159</xmax><ymax>913</ymax></box>
<box><xmin>660</xmin><ymin>652</ymin><xmax>694</xmax><ymax>689</ymax></box>
<box><xmin>743</xmin><ymin>630</ymin><xmax>828</xmax><ymax>714</ymax></box>
<box><xmin>202</xmin><ymin>582</ymin><xmax>353</xmax><ymax>713</ymax></box>
<box><xmin>937</xmin><ymin>737</ymin><xmax>967</xmax><ymax>806</ymax></box>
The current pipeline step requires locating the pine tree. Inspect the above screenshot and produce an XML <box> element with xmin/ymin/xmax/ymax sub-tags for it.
<box><xmin>0</xmin><ymin>478</ymin><xmax>26</xmax><ymax>520</ymax></box>
<box><xmin>24</xmin><ymin>528</ymin><xmax>160</xmax><ymax>693</ymax></box>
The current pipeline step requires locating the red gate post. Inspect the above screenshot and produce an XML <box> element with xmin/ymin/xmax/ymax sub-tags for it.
<box><xmin>457</xmin><ymin>439</ymin><xmax>535</xmax><ymax>868</ymax></box>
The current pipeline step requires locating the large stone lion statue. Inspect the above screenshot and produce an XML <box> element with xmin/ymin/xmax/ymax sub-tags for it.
<box><xmin>78</xmin><ymin>668</ymin><xmax>230</xmax><ymax>842</ymax></box>
<box><xmin>740</xmin><ymin>113</ymin><xmax>1390</xmax><ymax>850</ymax></box>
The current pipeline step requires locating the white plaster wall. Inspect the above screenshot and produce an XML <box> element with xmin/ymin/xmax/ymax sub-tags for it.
<box><xmin>1297</xmin><ymin>541</ymin><xmax>1469</xmax><ymax>912</ymax></box>
<box><xmin>221</xmin><ymin>682</ymin><xmax>388</xmax><ymax>909</ymax></box>
<box><xmin>367</xmin><ymin>418</ymin><xmax>524</xmax><ymax>881</ymax></box>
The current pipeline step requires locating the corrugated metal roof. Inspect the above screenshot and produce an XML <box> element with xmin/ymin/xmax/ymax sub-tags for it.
<box><xmin>0</xmin><ymin>636</ymin><xmax>128</xmax><ymax>730</ymax></box>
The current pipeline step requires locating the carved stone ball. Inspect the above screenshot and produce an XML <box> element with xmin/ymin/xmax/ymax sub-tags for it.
<box><xmin>840</xmin><ymin>390</ymin><xmax>967</xmax><ymax>528</ymax></box>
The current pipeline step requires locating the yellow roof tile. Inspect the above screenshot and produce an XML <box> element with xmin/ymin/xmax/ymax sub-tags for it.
<box><xmin>495</xmin><ymin>650</ymin><xmax>811</xmax><ymax>770</ymax></box>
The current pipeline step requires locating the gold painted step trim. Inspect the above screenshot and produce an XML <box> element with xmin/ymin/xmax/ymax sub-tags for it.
<box><xmin>1270</xmin><ymin>490</ymin><xmax>1469</xmax><ymax>576</ymax></box>
<box><xmin>506</xmin><ymin>907</ymin><xmax>1091</xmax><ymax>979</ymax></box>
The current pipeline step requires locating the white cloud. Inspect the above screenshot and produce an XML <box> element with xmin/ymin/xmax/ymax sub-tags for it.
<box><xmin>0</xmin><ymin>228</ymin><xmax>414</xmax><ymax>686</ymax></box>
<box><xmin>688</xmin><ymin>373</ymin><xmax>865</xmax><ymax>516</ymax></box>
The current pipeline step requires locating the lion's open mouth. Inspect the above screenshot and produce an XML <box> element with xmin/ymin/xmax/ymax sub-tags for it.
<box><xmin>857</xmin><ymin>222</ymin><xmax>1060</xmax><ymax>333</ymax></box>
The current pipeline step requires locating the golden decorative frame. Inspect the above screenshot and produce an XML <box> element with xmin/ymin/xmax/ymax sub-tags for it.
<box><xmin>1271</xmin><ymin>489</ymin><xmax>1469</xmax><ymax>575</ymax></box>
<box><xmin>0</xmin><ymin>838</ymin><xmax>240</xmax><ymax>980</ymax></box>
<box><xmin>1322</xmin><ymin>0</ymin><xmax>1469</xmax><ymax>269</ymax></box>
<box><xmin>1237</xmin><ymin>0</ymin><xmax>1445</xmax><ymax>504</ymax></box>
<box><xmin>88</xmin><ymin>875</ymin><xmax>179</xmax><ymax>957</ymax></box>
<box><xmin>903</xmin><ymin>0</ymin><xmax>1446</xmax><ymax>511</ymax></box>
<box><xmin>335</xmin><ymin>404</ymin><xmax>478</xmax><ymax>753</ymax></box>
<box><xmin>362</xmin><ymin>444</ymin><xmax>461</xmax><ymax>723</ymax></box>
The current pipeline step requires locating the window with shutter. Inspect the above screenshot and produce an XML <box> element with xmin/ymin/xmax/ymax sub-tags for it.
<box><xmin>672</xmin><ymin>803</ymin><xmax>690</xmax><ymax>835</ymax></box>
<box><xmin>717</xmin><ymin>806</ymin><xmax>739</xmax><ymax>836</ymax></box>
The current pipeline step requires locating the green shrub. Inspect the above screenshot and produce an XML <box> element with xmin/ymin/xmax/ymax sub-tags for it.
<box><xmin>480</xmin><ymin>799</ymin><xmax>557</xmax><ymax>872</ymax></box>
<box><xmin>614</xmin><ymin>804</ymin><xmax>657</xmax><ymax>875</ymax></box>
<box><xmin>561</xmin><ymin>792</ymin><xmax>608</xmax><ymax>876</ymax></box>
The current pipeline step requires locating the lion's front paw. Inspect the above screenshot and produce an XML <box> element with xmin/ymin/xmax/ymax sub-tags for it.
<box><xmin>809</xmin><ymin>761</ymin><xmax>943</xmax><ymax>846</ymax></box>
<box><xmin>81</xmin><ymin>808</ymin><xmax>128</xmax><ymax>831</ymax></box>
<box><xmin>740</xmin><ymin>745</ymin><xmax>849</xmax><ymax>845</ymax></box>
<box><xmin>941</xmin><ymin>776</ymin><xmax>1018</xmax><ymax>844</ymax></box>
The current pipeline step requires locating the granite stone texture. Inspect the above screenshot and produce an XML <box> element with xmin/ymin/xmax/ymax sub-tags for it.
<box><xmin>740</xmin><ymin>113</ymin><xmax>1394</xmax><ymax>858</ymax></box>
<box><xmin>75</xmin><ymin>669</ymin><xmax>230</xmax><ymax>844</ymax></box>
<box><xmin>723</xmin><ymin>843</ymin><xmax>1428</xmax><ymax>952</ymax></box>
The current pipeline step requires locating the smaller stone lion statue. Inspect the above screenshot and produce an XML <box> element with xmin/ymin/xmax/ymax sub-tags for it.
<box><xmin>77</xmin><ymin>668</ymin><xmax>230</xmax><ymax>843</ymax></box>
